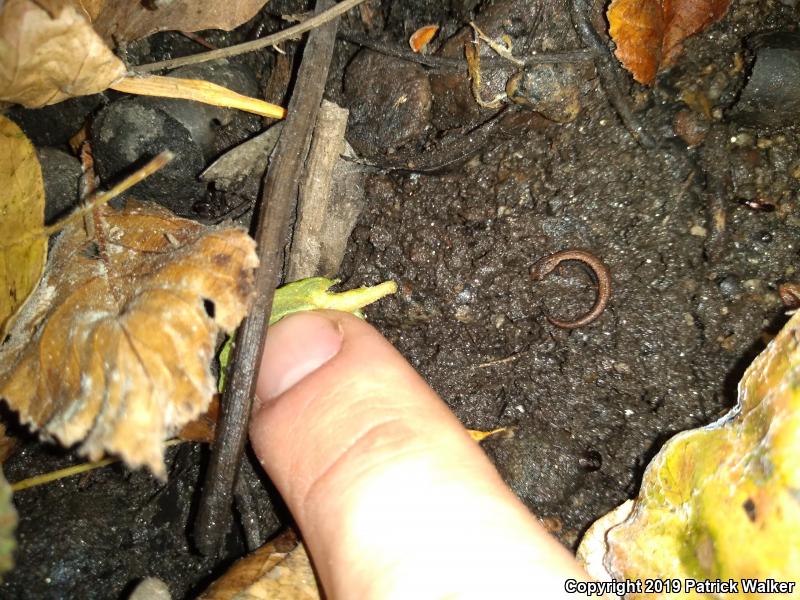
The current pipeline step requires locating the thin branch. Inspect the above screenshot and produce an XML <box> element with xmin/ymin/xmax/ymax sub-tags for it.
<box><xmin>338</xmin><ymin>30</ymin><xmax>596</xmax><ymax>70</ymax></box>
<box><xmin>569</xmin><ymin>0</ymin><xmax>656</xmax><ymax>148</ymax></box>
<box><xmin>132</xmin><ymin>0</ymin><xmax>368</xmax><ymax>73</ymax></box>
<box><xmin>193</xmin><ymin>0</ymin><xmax>341</xmax><ymax>556</ymax></box>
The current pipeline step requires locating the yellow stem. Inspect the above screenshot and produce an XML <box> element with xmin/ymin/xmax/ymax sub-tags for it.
<box><xmin>10</xmin><ymin>439</ymin><xmax>186</xmax><ymax>493</ymax></box>
<box><xmin>111</xmin><ymin>75</ymin><xmax>286</xmax><ymax>120</ymax></box>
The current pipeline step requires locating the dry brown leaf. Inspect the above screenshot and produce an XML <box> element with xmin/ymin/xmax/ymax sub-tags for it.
<box><xmin>0</xmin><ymin>424</ymin><xmax>16</xmax><ymax>465</ymax></box>
<box><xmin>608</xmin><ymin>0</ymin><xmax>664</xmax><ymax>85</ymax></box>
<box><xmin>0</xmin><ymin>0</ymin><xmax>126</xmax><ymax>107</ymax></box>
<box><xmin>608</xmin><ymin>0</ymin><xmax>730</xmax><ymax>85</ymax></box>
<box><xmin>178</xmin><ymin>394</ymin><xmax>219</xmax><ymax>444</ymax></box>
<box><xmin>0</xmin><ymin>201</ymin><xmax>258</xmax><ymax>478</ymax></box>
<box><xmin>662</xmin><ymin>0</ymin><xmax>730</xmax><ymax>65</ymax></box>
<box><xmin>199</xmin><ymin>530</ymin><xmax>320</xmax><ymax>600</ymax></box>
<box><xmin>89</xmin><ymin>0</ymin><xmax>271</xmax><ymax>44</ymax></box>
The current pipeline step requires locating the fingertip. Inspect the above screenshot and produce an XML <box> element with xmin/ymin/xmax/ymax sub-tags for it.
<box><xmin>253</xmin><ymin>311</ymin><xmax>344</xmax><ymax>413</ymax></box>
<box><xmin>249</xmin><ymin>310</ymin><xmax>586</xmax><ymax>597</ymax></box>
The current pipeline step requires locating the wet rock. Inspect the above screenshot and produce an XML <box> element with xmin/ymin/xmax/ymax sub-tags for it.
<box><xmin>7</xmin><ymin>95</ymin><xmax>102</xmax><ymax>148</ymax></box>
<box><xmin>202</xmin><ymin>123</ymin><xmax>282</xmax><ymax>200</ymax></box>
<box><xmin>429</xmin><ymin>0</ymin><xmax>561</xmax><ymax>130</ymax></box>
<box><xmin>92</xmin><ymin>60</ymin><xmax>262</xmax><ymax>215</ymax></box>
<box><xmin>428</xmin><ymin>27</ymin><xmax>512</xmax><ymax>131</ymax></box>
<box><xmin>507</xmin><ymin>64</ymin><xmax>581</xmax><ymax>123</ymax></box>
<box><xmin>484</xmin><ymin>420</ymin><xmax>586</xmax><ymax>510</ymax></box>
<box><xmin>729</xmin><ymin>32</ymin><xmax>800</xmax><ymax>129</ymax></box>
<box><xmin>344</xmin><ymin>50</ymin><xmax>432</xmax><ymax>159</ymax></box>
<box><xmin>92</xmin><ymin>97</ymin><xmax>206</xmax><ymax>215</ymax></box>
<box><xmin>141</xmin><ymin>60</ymin><xmax>261</xmax><ymax>160</ymax></box>
<box><xmin>37</xmin><ymin>148</ymin><xmax>81</xmax><ymax>223</ymax></box>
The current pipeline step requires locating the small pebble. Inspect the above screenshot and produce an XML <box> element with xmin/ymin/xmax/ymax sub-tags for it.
<box><xmin>730</xmin><ymin>132</ymin><xmax>754</xmax><ymax>147</ymax></box>
<box><xmin>344</xmin><ymin>50</ymin><xmax>432</xmax><ymax>158</ymax></box>
<box><xmin>673</xmin><ymin>110</ymin><xmax>709</xmax><ymax>147</ymax></box>
<box><xmin>718</xmin><ymin>275</ymin><xmax>741</xmax><ymax>298</ymax></box>
<box><xmin>129</xmin><ymin>577</ymin><xmax>170</xmax><ymax>600</ymax></box>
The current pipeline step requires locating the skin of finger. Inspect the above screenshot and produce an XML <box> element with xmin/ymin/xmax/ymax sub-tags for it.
<box><xmin>251</xmin><ymin>311</ymin><xmax>587</xmax><ymax>598</ymax></box>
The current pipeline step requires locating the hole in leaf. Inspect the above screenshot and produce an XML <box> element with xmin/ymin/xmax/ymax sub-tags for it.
<box><xmin>81</xmin><ymin>242</ymin><xmax>101</xmax><ymax>259</ymax></box>
<box><xmin>202</xmin><ymin>298</ymin><xmax>216</xmax><ymax>319</ymax></box>
<box><xmin>742</xmin><ymin>497</ymin><xmax>757</xmax><ymax>522</ymax></box>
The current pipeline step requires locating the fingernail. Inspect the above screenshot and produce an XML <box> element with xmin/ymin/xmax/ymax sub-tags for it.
<box><xmin>256</xmin><ymin>312</ymin><xmax>343</xmax><ymax>405</ymax></box>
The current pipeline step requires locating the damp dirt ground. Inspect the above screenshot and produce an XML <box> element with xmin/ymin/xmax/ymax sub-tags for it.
<box><xmin>2</xmin><ymin>0</ymin><xmax>800</xmax><ymax>598</ymax></box>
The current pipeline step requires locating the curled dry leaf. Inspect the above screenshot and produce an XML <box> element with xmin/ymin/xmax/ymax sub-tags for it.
<box><xmin>88</xmin><ymin>0</ymin><xmax>272</xmax><ymax>44</ymax></box>
<box><xmin>0</xmin><ymin>116</ymin><xmax>46</xmax><ymax>339</ymax></box>
<box><xmin>0</xmin><ymin>201</ymin><xmax>258</xmax><ymax>478</ymax></box>
<box><xmin>608</xmin><ymin>0</ymin><xmax>730</xmax><ymax>85</ymax></box>
<box><xmin>0</xmin><ymin>0</ymin><xmax>126</xmax><ymax>107</ymax></box>
<box><xmin>409</xmin><ymin>24</ymin><xmax>439</xmax><ymax>53</ymax></box>
<box><xmin>199</xmin><ymin>529</ymin><xmax>320</xmax><ymax>600</ymax></box>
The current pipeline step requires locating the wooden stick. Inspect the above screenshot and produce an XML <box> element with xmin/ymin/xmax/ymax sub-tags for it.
<box><xmin>133</xmin><ymin>0</ymin><xmax>366</xmax><ymax>74</ymax></box>
<box><xmin>339</xmin><ymin>31</ymin><xmax>596</xmax><ymax>69</ymax></box>
<box><xmin>286</xmin><ymin>100</ymin><xmax>349</xmax><ymax>281</ymax></box>
<box><xmin>193</xmin><ymin>0</ymin><xmax>341</xmax><ymax>556</ymax></box>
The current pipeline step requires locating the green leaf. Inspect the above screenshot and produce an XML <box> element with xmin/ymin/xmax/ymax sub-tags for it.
<box><xmin>269</xmin><ymin>277</ymin><xmax>397</xmax><ymax>325</ymax></box>
<box><xmin>218</xmin><ymin>278</ymin><xmax>397</xmax><ymax>391</ymax></box>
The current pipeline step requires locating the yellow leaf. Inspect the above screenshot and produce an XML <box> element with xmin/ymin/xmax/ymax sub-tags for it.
<box><xmin>0</xmin><ymin>201</ymin><xmax>258</xmax><ymax>478</ymax></box>
<box><xmin>579</xmin><ymin>310</ymin><xmax>800</xmax><ymax>595</ymax></box>
<box><xmin>0</xmin><ymin>0</ymin><xmax>126</xmax><ymax>107</ymax></box>
<box><xmin>468</xmin><ymin>428</ymin><xmax>507</xmax><ymax>442</ymax></box>
<box><xmin>409</xmin><ymin>25</ymin><xmax>439</xmax><ymax>53</ymax></box>
<box><xmin>0</xmin><ymin>115</ymin><xmax>46</xmax><ymax>340</ymax></box>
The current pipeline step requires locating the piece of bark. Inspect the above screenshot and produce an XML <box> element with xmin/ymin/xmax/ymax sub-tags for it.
<box><xmin>286</xmin><ymin>100</ymin><xmax>349</xmax><ymax>281</ymax></box>
<box><xmin>318</xmin><ymin>144</ymin><xmax>368</xmax><ymax>278</ymax></box>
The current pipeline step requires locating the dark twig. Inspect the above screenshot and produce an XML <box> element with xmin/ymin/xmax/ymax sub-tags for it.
<box><xmin>193</xmin><ymin>0</ymin><xmax>340</xmax><ymax>556</ymax></box>
<box><xmin>356</xmin><ymin>108</ymin><xmax>512</xmax><ymax>173</ymax></box>
<box><xmin>338</xmin><ymin>31</ymin><xmax>597</xmax><ymax>70</ymax></box>
<box><xmin>132</xmin><ymin>0</ymin><xmax>366</xmax><ymax>73</ymax></box>
<box><xmin>569</xmin><ymin>0</ymin><xmax>656</xmax><ymax>148</ymax></box>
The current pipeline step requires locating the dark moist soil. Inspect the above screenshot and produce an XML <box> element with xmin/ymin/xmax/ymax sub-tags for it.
<box><xmin>3</xmin><ymin>0</ymin><xmax>800</xmax><ymax>598</ymax></box>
